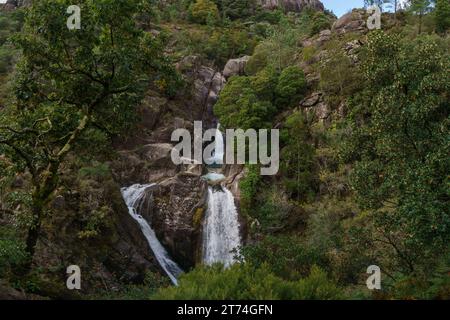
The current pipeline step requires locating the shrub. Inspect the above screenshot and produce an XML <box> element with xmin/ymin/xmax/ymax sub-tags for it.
<box><xmin>0</xmin><ymin>226</ymin><xmax>28</xmax><ymax>278</ymax></box>
<box><xmin>189</xmin><ymin>0</ymin><xmax>219</xmax><ymax>25</ymax></box>
<box><xmin>275</xmin><ymin>66</ymin><xmax>307</xmax><ymax>108</ymax></box>
<box><xmin>242</xmin><ymin>235</ymin><xmax>329</xmax><ymax>281</ymax></box>
<box><xmin>310</xmin><ymin>12</ymin><xmax>332</xmax><ymax>36</ymax></box>
<box><xmin>152</xmin><ymin>263</ymin><xmax>342</xmax><ymax>300</ymax></box>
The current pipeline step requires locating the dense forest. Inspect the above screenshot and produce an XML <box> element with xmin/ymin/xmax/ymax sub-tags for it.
<box><xmin>0</xmin><ymin>0</ymin><xmax>449</xmax><ymax>300</ymax></box>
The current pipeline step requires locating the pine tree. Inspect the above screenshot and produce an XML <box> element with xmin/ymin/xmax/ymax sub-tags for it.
<box><xmin>434</xmin><ymin>0</ymin><xmax>450</xmax><ymax>33</ymax></box>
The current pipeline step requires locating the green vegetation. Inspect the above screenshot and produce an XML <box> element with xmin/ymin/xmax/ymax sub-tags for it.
<box><xmin>0</xmin><ymin>0</ymin><xmax>449</xmax><ymax>300</ymax></box>
<box><xmin>0</xmin><ymin>0</ymin><xmax>179</xmax><ymax>268</ymax></box>
<box><xmin>152</xmin><ymin>263</ymin><xmax>342</xmax><ymax>300</ymax></box>
<box><xmin>189</xmin><ymin>0</ymin><xmax>219</xmax><ymax>25</ymax></box>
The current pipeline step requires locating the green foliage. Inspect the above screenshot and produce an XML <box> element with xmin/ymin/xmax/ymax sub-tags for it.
<box><xmin>189</xmin><ymin>0</ymin><xmax>219</xmax><ymax>25</ymax></box>
<box><xmin>152</xmin><ymin>263</ymin><xmax>342</xmax><ymax>300</ymax></box>
<box><xmin>310</xmin><ymin>11</ymin><xmax>332</xmax><ymax>36</ymax></box>
<box><xmin>342</xmin><ymin>31</ymin><xmax>450</xmax><ymax>272</ymax></box>
<box><xmin>240</xmin><ymin>164</ymin><xmax>262</xmax><ymax>212</ymax></box>
<box><xmin>280</xmin><ymin>111</ymin><xmax>317</xmax><ymax>202</ymax></box>
<box><xmin>0</xmin><ymin>0</ymin><xmax>180</xmax><ymax>260</ymax></box>
<box><xmin>0</xmin><ymin>10</ymin><xmax>24</xmax><ymax>102</ymax></box>
<box><xmin>242</xmin><ymin>235</ymin><xmax>329</xmax><ymax>281</ymax></box>
<box><xmin>0</xmin><ymin>226</ymin><xmax>28</xmax><ymax>278</ymax></box>
<box><xmin>78</xmin><ymin>162</ymin><xmax>110</xmax><ymax>179</ymax></box>
<box><xmin>216</xmin><ymin>64</ymin><xmax>308</xmax><ymax>129</ymax></box>
<box><xmin>276</xmin><ymin>66</ymin><xmax>307</xmax><ymax>108</ymax></box>
<box><xmin>408</xmin><ymin>0</ymin><xmax>432</xmax><ymax>33</ymax></box>
<box><xmin>214</xmin><ymin>0</ymin><xmax>259</xmax><ymax>20</ymax></box>
<box><xmin>319</xmin><ymin>41</ymin><xmax>363</xmax><ymax>107</ymax></box>
<box><xmin>434</xmin><ymin>0</ymin><xmax>450</xmax><ymax>33</ymax></box>
<box><xmin>173</xmin><ymin>25</ymin><xmax>257</xmax><ymax>68</ymax></box>
<box><xmin>96</xmin><ymin>271</ymin><xmax>171</xmax><ymax>300</ymax></box>
<box><xmin>214</xmin><ymin>75</ymin><xmax>276</xmax><ymax>129</ymax></box>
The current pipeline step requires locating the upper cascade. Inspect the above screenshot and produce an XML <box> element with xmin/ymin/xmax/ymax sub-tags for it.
<box><xmin>258</xmin><ymin>0</ymin><xmax>324</xmax><ymax>13</ymax></box>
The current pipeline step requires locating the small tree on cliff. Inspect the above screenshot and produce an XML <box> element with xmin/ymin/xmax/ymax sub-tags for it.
<box><xmin>0</xmin><ymin>0</ymin><xmax>175</xmax><ymax>266</ymax></box>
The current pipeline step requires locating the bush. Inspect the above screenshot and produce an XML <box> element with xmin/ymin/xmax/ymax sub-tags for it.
<box><xmin>215</xmin><ymin>0</ymin><xmax>258</xmax><ymax>20</ymax></box>
<box><xmin>242</xmin><ymin>235</ymin><xmax>329</xmax><ymax>281</ymax></box>
<box><xmin>152</xmin><ymin>263</ymin><xmax>342</xmax><ymax>300</ymax></box>
<box><xmin>310</xmin><ymin>12</ymin><xmax>332</xmax><ymax>36</ymax></box>
<box><xmin>275</xmin><ymin>66</ymin><xmax>307</xmax><ymax>108</ymax></box>
<box><xmin>0</xmin><ymin>226</ymin><xmax>28</xmax><ymax>278</ymax></box>
<box><xmin>189</xmin><ymin>0</ymin><xmax>219</xmax><ymax>25</ymax></box>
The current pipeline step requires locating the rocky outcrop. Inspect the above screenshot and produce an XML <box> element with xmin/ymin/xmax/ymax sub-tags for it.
<box><xmin>258</xmin><ymin>0</ymin><xmax>324</xmax><ymax>13</ymax></box>
<box><xmin>110</xmin><ymin>56</ymin><xmax>231</xmax><ymax>272</ymax></box>
<box><xmin>223</xmin><ymin>56</ymin><xmax>250</xmax><ymax>78</ymax></box>
<box><xmin>300</xmin><ymin>91</ymin><xmax>331</xmax><ymax>122</ymax></box>
<box><xmin>332</xmin><ymin>9</ymin><xmax>368</xmax><ymax>34</ymax></box>
<box><xmin>29</xmin><ymin>176</ymin><xmax>158</xmax><ymax>297</ymax></box>
<box><xmin>150</xmin><ymin>173</ymin><xmax>208</xmax><ymax>269</ymax></box>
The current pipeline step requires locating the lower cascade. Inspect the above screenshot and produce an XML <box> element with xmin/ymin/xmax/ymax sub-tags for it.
<box><xmin>121</xmin><ymin>184</ymin><xmax>183</xmax><ymax>285</ymax></box>
<box><xmin>202</xmin><ymin>186</ymin><xmax>242</xmax><ymax>267</ymax></box>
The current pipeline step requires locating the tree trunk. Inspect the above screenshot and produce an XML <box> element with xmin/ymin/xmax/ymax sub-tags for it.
<box><xmin>23</xmin><ymin>202</ymin><xmax>44</xmax><ymax>272</ymax></box>
<box><xmin>419</xmin><ymin>12</ymin><xmax>423</xmax><ymax>34</ymax></box>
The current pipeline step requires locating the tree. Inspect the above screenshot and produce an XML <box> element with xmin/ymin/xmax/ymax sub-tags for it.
<box><xmin>434</xmin><ymin>0</ymin><xmax>450</xmax><ymax>33</ymax></box>
<box><xmin>408</xmin><ymin>0</ymin><xmax>432</xmax><ymax>33</ymax></box>
<box><xmin>0</xmin><ymin>0</ymin><xmax>175</xmax><ymax>266</ymax></box>
<box><xmin>275</xmin><ymin>66</ymin><xmax>307</xmax><ymax>109</ymax></box>
<box><xmin>280</xmin><ymin>111</ymin><xmax>317</xmax><ymax>202</ymax></box>
<box><xmin>214</xmin><ymin>0</ymin><xmax>258</xmax><ymax>20</ymax></box>
<box><xmin>342</xmin><ymin>31</ymin><xmax>449</xmax><ymax>272</ymax></box>
<box><xmin>385</xmin><ymin>0</ymin><xmax>400</xmax><ymax>22</ymax></box>
<box><xmin>214</xmin><ymin>76</ymin><xmax>276</xmax><ymax>130</ymax></box>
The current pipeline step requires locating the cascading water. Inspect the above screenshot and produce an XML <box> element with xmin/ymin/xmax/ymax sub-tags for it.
<box><xmin>121</xmin><ymin>184</ymin><xmax>183</xmax><ymax>285</ymax></box>
<box><xmin>202</xmin><ymin>187</ymin><xmax>241</xmax><ymax>267</ymax></box>
<box><xmin>202</xmin><ymin>124</ymin><xmax>242</xmax><ymax>267</ymax></box>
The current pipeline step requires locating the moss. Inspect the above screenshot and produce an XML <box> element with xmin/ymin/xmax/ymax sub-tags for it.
<box><xmin>192</xmin><ymin>207</ymin><xmax>205</xmax><ymax>229</ymax></box>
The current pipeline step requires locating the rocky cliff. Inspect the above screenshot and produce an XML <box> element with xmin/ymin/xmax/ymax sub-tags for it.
<box><xmin>258</xmin><ymin>0</ymin><xmax>324</xmax><ymax>13</ymax></box>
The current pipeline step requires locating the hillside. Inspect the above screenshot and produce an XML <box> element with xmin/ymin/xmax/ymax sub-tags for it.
<box><xmin>0</xmin><ymin>0</ymin><xmax>449</xmax><ymax>300</ymax></box>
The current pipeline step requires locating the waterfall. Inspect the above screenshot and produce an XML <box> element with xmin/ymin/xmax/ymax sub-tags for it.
<box><xmin>121</xmin><ymin>184</ymin><xmax>183</xmax><ymax>285</ymax></box>
<box><xmin>202</xmin><ymin>124</ymin><xmax>241</xmax><ymax>267</ymax></box>
<box><xmin>202</xmin><ymin>187</ymin><xmax>241</xmax><ymax>267</ymax></box>
<box><xmin>211</xmin><ymin>123</ymin><xmax>224</xmax><ymax>166</ymax></box>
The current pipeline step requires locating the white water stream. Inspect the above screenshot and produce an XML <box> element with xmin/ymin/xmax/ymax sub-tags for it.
<box><xmin>202</xmin><ymin>125</ymin><xmax>241</xmax><ymax>266</ymax></box>
<box><xmin>121</xmin><ymin>184</ymin><xmax>183</xmax><ymax>285</ymax></box>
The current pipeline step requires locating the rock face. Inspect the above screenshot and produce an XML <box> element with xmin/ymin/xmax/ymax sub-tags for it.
<box><xmin>300</xmin><ymin>92</ymin><xmax>331</xmax><ymax>122</ymax></box>
<box><xmin>30</xmin><ymin>177</ymin><xmax>158</xmax><ymax>297</ymax></box>
<box><xmin>150</xmin><ymin>173</ymin><xmax>208</xmax><ymax>269</ymax></box>
<box><xmin>258</xmin><ymin>0</ymin><xmax>324</xmax><ymax>13</ymax></box>
<box><xmin>332</xmin><ymin>9</ymin><xmax>368</xmax><ymax>34</ymax></box>
<box><xmin>111</xmin><ymin>56</ymin><xmax>229</xmax><ymax>272</ymax></box>
<box><xmin>223</xmin><ymin>56</ymin><xmax>250</xmax><ymax>78</ymax></box>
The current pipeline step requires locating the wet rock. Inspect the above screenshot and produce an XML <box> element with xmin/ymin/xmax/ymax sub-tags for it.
<box><xmin>151</xmin><ymin>172</ymin><xmax>208</xmax><ymax>269</ymax></box>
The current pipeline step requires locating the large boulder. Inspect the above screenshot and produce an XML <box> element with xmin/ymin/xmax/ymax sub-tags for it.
<box><xmin>223</xmin><ymin>56</ymin><xmax>250</xmax><ymax>78</ymax></box>
<box><xmin>332</xmin><ymin>9</ymin><xmax>368</xmax><ymax>34</ymax></box>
